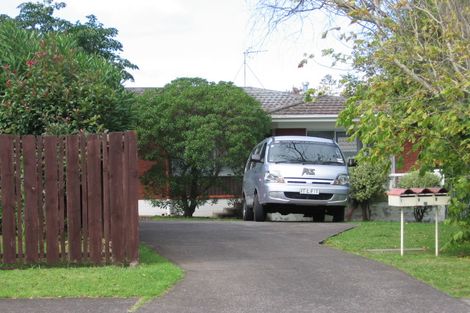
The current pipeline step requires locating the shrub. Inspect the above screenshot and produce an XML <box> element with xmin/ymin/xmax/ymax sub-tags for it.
<box><xmin>398</xmin><ymin>171</ymin><xmax>442</xmax><ymax>222</ymax></box>
<box><xmin>398</xmin><ymin>171</ymin><xmax>441</xmax><ymax>189</ymax></box>
<box><xmin>348</xmin><ymin>161</ymin><xmax>389</xmax><ymax>221</ymax></box>
<box><xmin>135</xmin><ymin>78</ymin><xmax>271</xmax><ymax>217</ymax></box>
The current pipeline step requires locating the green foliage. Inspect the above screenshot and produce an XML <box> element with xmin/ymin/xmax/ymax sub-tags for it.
<box><xmin>258</xmin><ymin>0</ymin><xmax>470</xmax><ymax>234</ymax></box>
<box><xmin>398</xmin><ymin>171</ymin><xmax>442</xmax><ymax>189</ymax></box>
<box><xmin>135</xmin><ymin>77</ymin><xmax>271</xmax><ymax>217</ymax></box>
<box><xmin>335</xmin><ymin>0</ymin><xmax>470</xmax><ymax>229</ymax></box>
<box><xmin>349</xmin><ymin>161</ymin><xmax>388</xmax><ymax>203</ymax></box>
<box><xmin>6</xmin><ymin>0</ymin><xmax>137</xmax><ymax>81</ymax></box>
<box><xmin>14</xmin><ymin>0</ymin><xmax>70</xmax><ymax>32</ymax></box>
<box><xmin>0</xmin><ymin>21</ymin><xmax>133</xmax><ymax>135</ymax></box>
<box><xmin>447</xmin><ymin>176</ymin><xmax>470</xmax><ymax>244</ymax></box>
<box><xmin>304</xmin><ymin>74</ymin><xmax>339</xmax><ymax>101</ymax></box>
<box><xmin>348</xmin><ymin>160</ymin><xmax>389</xmax><ymax>220</ymax></box>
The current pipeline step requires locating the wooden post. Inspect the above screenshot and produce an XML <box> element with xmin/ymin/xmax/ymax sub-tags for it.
<box><xmin>44</xmin><ymin>136</ymin><xmax>60</xmax><ymax>263</ymax></box>
<box><xmin>400</xmin><ymin>208</ymin><xmax>404</xmax><ymax>256</ymax></box>
<box><xmin>23</xmin><ymin>135</ymin><xmax>39</xmax><ymax>263</ymax></box>
<box><xmin>66</xmin><ymin>135</ymin><xmax>82</xmax><ymax>262</ymax></box>
<box><xmin>435</xmin><ymin>206</ymin><xmax>439</xmax><ymax>257</ymax></box>
<box><xmin>0</xmin><ymin>135</ymin><xmax>16</xmax><ymax>263</ymax></box>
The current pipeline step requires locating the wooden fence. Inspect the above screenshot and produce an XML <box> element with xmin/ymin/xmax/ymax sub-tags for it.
<box><xmin>0</xmin><ymin>132</ymin><xmax>139</xmax><ymax>265</ymax></box>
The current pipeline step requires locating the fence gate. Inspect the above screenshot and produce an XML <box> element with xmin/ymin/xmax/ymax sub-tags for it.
<box><xmin>0</xmin><ymin>132</ymin><xmax>139</xmax><ymax>265</ymax></box>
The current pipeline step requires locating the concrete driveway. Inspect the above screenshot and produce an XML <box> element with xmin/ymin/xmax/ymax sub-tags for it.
<box><xmin>139</xmin><ymin>221</ymin><xmax>469</xmax><ymax>313</ymax></box>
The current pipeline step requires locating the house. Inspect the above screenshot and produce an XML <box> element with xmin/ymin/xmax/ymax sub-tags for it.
<box><xmin>242</xmin><ymin>87</ymin><xmax>360</xmax><ymax>161</ymax></box>
<box><xmin>129</xmin><ymin>86</ymin><xmax>417</xmax><ymax>216</ymax></box>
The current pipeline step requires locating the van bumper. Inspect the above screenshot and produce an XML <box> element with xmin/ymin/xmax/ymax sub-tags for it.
<box><xmin>258</xmin><ymin>183</ymin><xmax>349</xmax><ymax>207</ymax></box>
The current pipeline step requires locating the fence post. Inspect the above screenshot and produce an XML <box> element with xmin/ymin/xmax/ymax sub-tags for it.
<box><xmin>0</xmin><ymin>135</ymin><xmax>16</xmax><ymax>264</ymax></box>
<box><xmin>66</xmin><ymin>135</ymin><xmax>82</xmax><ymax>263</ymax></box>
<box><xmin>23</xmin><ymin>135</ymin><xmax>39</xmax><ymax>263</ymax></box>
<box><xmin>44</xmin><ymin>136</ymin><xmax>60</xmax><ymax>264</ymax></box>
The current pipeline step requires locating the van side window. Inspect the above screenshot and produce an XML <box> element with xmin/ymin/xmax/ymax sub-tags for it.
<box><xmin>245</xmin><ymin>147</ymin><xmax>256</xmax><ymax>172</ymax></box>
<box><xmin>259</xmin><ymin>143</ymin><xmax>267</xmax><ymax>161</ymax></box>
<box><xmin>249</xmin><ymin>143</ymin><xmax>263</xmax><ymax>170</ymax></box>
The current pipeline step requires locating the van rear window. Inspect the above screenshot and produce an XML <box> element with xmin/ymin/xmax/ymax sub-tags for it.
<box><xmin>268</xmin><ymin>141</ymin><xmax>344</xmax><ymax>165</ymax></box>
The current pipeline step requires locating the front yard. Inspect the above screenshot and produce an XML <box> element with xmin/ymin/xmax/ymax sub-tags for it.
<box><xmin>0</xmin><ymin>244</ymin><xmax>183</xmax><ymax>308</ymax></box>
<box><xmin>326</xmin><ymin>222</ymin><xmax>470</xmax><ymax>298</ymax></box>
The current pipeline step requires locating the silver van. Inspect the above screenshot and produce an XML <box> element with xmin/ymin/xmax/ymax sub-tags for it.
<box><xmin>242</xmin><ymin>136</ymin><xmax>351</xmax><ymax>222</ymax></box>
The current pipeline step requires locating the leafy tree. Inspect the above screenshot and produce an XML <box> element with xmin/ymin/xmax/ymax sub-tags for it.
<box><xmin>0</xmin><ymin>21</ymin><xmax>133</xmax><ymax>134</ymax></box>
<box><xmin>4</xmin><ymin>0</ymin><xmax>137</xmax><ymax>81</ymax></box>
<box><xmin>398</xmin><ymin>171</ymin><xmax>442</xmax><ymax>222</ymax></box>
<box><xmin>256</xmin><ymin>0</ymin><xmax>470</xmax><ymax>240</ymax></box>
<box><xmin>135</xmin><ymin>77</ymin><xmax>271</xmax><ymax>217</ymax></box>
<box><xmin>14</xmin><ymin>0</ymin><xmax>70</xmax><ymax>32</ymax></box>
<box><xmin>304</xmin><ymin>74</ymin><xmax>340</xmax><ymax>101</ymax></box>
<box><xmin>348</xmin><ymin>161</ymin><xmax>389</xmax><ymax>221</ymax></box>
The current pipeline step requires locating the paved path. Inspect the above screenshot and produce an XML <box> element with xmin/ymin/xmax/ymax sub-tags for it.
<box><xmin>0</xmin><ymin>298</ymin><xmax>137</xmax><ymax>313</ymax></box>
<box><xmin>1</xmin><ymin>221</ymin><xmax>469</xmax><ymax>313</ymax></box>
<box><xmin>139</xmin><ymin>221</ymin><xmax>470</xmax><ymax>313</ymax></box>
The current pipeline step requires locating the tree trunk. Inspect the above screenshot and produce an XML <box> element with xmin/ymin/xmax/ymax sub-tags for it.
<box><xmin>346</xmin><ymin>199</ymin><xmax>359</xmax><ymax>221</ymax></box>
<box><xmin>361</xmin><ymin>201</ymin><xmax>371</xmax><ymax>221</ymax></box>
<box><xmin>181</xmin><ymin>198</ymin><xmax>192</xmax><ymax>217</ymax></box>
<box><xmin>181</xmin><ymin>171</ymin><xmax>200</xmax><ymax>217</ymax></box>
<box><xmin>188</xmin><ymin>200</ymin><xmax>197</xmax><ymax>217</ymax></box>
<box><xmin>413</xmin><ymin>206</ymin><xmax>429</xmax><ymax>222</ymax></box>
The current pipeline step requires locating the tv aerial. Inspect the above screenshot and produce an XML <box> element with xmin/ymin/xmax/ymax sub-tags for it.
<box><xmin>233</xmin><ymin>49</ymin><xmax>268</xmax><ymax>87</ymax></box>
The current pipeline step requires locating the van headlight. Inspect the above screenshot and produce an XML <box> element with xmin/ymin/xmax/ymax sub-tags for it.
<box><xmin>265</xmin><ymin>171</ymin><xmax>285</xmax><ymax>183</ymax></box>
<box><xmin>333</xmin><ymin>174</ymin><xmax>349</xmax><ymax>185</ymax></box>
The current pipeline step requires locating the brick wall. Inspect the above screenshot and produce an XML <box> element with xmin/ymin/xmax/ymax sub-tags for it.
<box><xmin>137</xmin><ymin>159</ymin><xmax>159</xmax><ymax>199</ymax></box>
<box><xmin>396</xmin><ymin>141</ymin><xmax>419</xmax><ymax>173</ymax></box>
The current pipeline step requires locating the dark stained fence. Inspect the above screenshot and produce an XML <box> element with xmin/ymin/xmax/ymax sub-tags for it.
<box><xmin>0</xmin><ymin>132</ymin><xmax>139</xmax><ymax>265</ymax></box>
<box><xmin>206</xmin><ymin>176</ymin><xmax>243</xmax><ymax>198</ymax></box>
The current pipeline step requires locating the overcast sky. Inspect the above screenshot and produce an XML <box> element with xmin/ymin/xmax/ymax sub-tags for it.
<box><xmin>2</xmin><ymin>0</ymin><xmax>351</xmax><ymax>91</ymax></box>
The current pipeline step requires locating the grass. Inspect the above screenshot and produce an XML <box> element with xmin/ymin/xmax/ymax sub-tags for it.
<box><xmin>326</xmin><ymin>222</ymin><xmax>470</xmax><ymax>298</ymax></box>
<box><xmin>0</xmin><ymin>244</ymin><xmax>184</xmax><ymax>305</ymax></box>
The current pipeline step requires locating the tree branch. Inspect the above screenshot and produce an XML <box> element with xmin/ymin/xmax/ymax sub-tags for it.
<box><xmin>392</xmin><ymin>59</ymin><xmax>438</xmax><ymax>95</ymax></box>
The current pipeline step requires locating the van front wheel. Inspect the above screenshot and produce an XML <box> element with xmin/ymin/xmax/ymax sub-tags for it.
<box><xmin>253</xmin><ymin>194</ymin><xmax>266</xmax><ymax>222</ymax></box>
<box><xmin>242</xmin><ymin>197</ymin><xmax>254</xmax><ymax>221</ymax></box>
<box><xmin>331</xmin><ymin>206</ymin><xmax>345</xmax><ymax>222</ymax></box>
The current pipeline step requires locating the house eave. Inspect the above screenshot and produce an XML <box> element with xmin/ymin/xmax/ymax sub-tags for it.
<box><xmin>271</xmin><ymin>114</ymin><xmax>339</xmax><ymax>123</ymax></box>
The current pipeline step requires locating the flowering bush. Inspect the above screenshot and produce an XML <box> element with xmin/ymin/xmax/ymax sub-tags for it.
<box><xmin>0</xmin><ymin>21</ymin><xmax>132</xmax><ymax>135</ymax></box>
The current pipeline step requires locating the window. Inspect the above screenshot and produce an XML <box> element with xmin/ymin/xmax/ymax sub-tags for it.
<box><xmin>268</xmin><ymin>141</ymin><xmax>344</xmax><ymax>165</ymax></box>
<box><xmin>307</xmin><ymin>131</ymin><xmax>334</xmax><ymax>140</ymax></box>
<box><xmin>336</xmin><ymin>132</ymin><xmax>360</xmax><ymax>160</ymax></box>
<box><xmin>307</xmin><ymin>130</ymin><xmax>361</xmax><ymax>160</ymax></box>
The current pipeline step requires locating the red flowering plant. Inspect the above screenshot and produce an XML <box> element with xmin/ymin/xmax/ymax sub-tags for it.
<box><xmin>0</xmin><ymin>22</ymin><xmax>132</xmax><ymax>135</ymax></box>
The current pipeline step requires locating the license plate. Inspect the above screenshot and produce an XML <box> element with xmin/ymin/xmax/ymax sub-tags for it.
<box><xmin>299</xmin><ymin>188</ymin><xmax>320</xmax><ymax>195</ymax></box>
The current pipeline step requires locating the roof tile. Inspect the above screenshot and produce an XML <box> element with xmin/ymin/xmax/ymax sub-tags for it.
<box><xmin>242</xmin><ymin>87</ymin><xmax>345</xmax><ymax>115</ymax></box>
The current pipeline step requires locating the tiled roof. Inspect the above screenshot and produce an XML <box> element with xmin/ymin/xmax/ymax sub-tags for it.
<box><xmin>272</xmin><ymin>96</ymin><xmax>345</xmax><ymax>115</ymax></box>
<box><xmin>127</xmin><ymin>86</ymin><xmax>345</xmax><ymax>116</ymax></box>
<box><xmin>242</xmin><ymin>87</ymin><xmax>345</xmax><ymax>115</ymax></box>
<box><xmin>242</xmin><ymin>87</ymin><xmax>304</xmax><ymax>113</ymax></box>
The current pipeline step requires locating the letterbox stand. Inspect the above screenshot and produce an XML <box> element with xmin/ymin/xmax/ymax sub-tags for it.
<box><xmin>387</xmin><ymin>188</ymin><xmax>450</xmax><ymax>257</ymax></box>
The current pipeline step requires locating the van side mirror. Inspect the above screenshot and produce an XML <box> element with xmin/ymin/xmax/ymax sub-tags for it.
<box><xmin>347</xmin><ymin>158</ymin><xmax>357</xmax><ymax>167</ymax></box>
<box><xmin>251</xmin><ymin>154</ymin><xmax>262</xmax><ymax>162</ymax></box>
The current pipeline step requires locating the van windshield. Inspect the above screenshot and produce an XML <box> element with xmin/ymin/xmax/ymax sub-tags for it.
<box><xmin>268</xmin><ymin>141</ymin><xmax>345</xmax><ymax>165</ymax></box>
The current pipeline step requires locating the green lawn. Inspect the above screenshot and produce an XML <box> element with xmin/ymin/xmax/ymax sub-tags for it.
<box><xmin>326</xmin><ymin>222</ymin><xmax>470</xmax><ymax>298</ymax></box>
<box><xmin>0</xmin><ymin>244</ymin><xmax>183</xmax><ymax>305</ymax></box>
